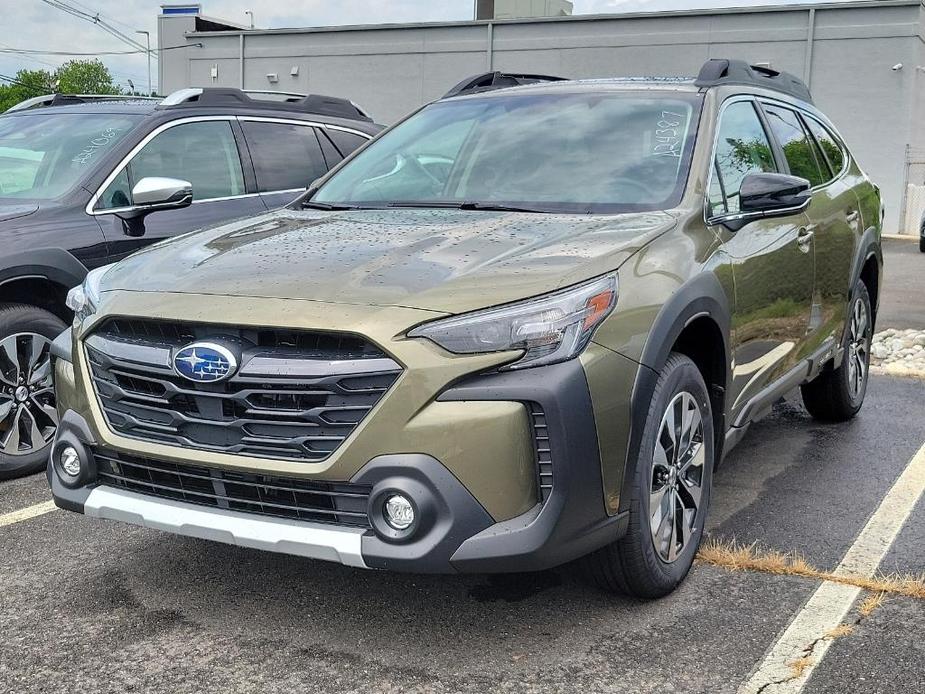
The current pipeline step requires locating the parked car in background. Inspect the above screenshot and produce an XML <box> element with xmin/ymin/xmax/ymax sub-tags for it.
<box><xmin>0</xmin><ymin>88</ymin><xmax>381</xmax><ymax>479</ymax></box>
<box><xmin>920</xmin><ymin>212</ymin><xmax>925</xmax><ymax>252</ymax></box>
<box><xmin>49</xmin><ymin>60</ymin><xmax>882</xmax><ymax>597</ymax></box>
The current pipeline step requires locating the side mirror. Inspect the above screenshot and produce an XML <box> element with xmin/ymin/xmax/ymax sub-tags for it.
<box><xmin>116</xmin><ymin>177</ymin><xmax>193</xmax><ymax>237</ymax></box>
<box><xmin>131</xmin><ymin>176</ymin><xmax>193</xmax><ymax>209</ymax></box>
<box><xmin>709</xmin><ymin>172</ymin><xmax>812</xmax><ymax>231</ymax></box>
<box><xmin>740</xmin><ymin>172</ymin><xmax>812</xmax><ymax>215</ymax></box>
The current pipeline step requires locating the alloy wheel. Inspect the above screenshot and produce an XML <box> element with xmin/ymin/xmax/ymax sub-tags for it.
<box><xmin>846</xmin><ymin>296</ymin><xmax>871</xmax><ymax>400</ymax></box>
<box><xmin>649</xmin><ymin>391</ymin><xmax>706</xmax><ymax>563</ymax></box>
<box><xmin>0</xmin><ymin>333</ymin><xmax>58</xmax><ymax>456</ymax></box>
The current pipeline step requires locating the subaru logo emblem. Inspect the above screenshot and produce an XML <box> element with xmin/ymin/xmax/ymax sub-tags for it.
<box><xmin>173</xmin><ymin>342</ymin><xmax>238</xmax><ymax>383</ymax></box>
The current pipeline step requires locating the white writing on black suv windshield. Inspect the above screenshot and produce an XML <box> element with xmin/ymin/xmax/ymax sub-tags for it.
<box><xmin>72</xmin><ymin>127</ymin><xmax>121</xmax><ymax>165</ymax></box>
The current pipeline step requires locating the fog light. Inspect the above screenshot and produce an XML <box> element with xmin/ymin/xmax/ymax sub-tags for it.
<box><xmin>383</xmin><ymin>494</ymin><xmax>415</xmax><ymax>531</ymax></box>
<box><xmin>59</xmin><ymin>446</ymin><xmax>81</xmax><ymax>477</ymax></box>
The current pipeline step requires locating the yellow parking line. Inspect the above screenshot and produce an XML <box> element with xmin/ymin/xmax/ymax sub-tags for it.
<box><xmin>0</xmin><ymin>500</ymin><xmax>58</xmax><ymax>528</ymax></box>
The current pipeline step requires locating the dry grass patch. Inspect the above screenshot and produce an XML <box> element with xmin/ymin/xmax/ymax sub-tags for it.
<box><xmin>824</xmin><ymin>624</ymin><xmax>855</xmax><ymax>639</ymax></box>
<box><xmin>787</xmin><ymin>656</ymin><xmax>815</xmax><ymax>679</ymax></box>
<box><xmin>858</xmin><ymin>592</ymin><xmax>886</xmax><ymax>617</ymax></box>
<box><xmin>697</xmin><ymin>538</ymin><xmax>925</xmax><ymax>601</ymax></box>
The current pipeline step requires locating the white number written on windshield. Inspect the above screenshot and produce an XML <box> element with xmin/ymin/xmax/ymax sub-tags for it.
<box><xmin>652</xmin><ymin>111</ymin><xmax>687</xmax><ymax>158</ymax></box>
<box><xmin>72</xmin><ymin>127</ymin><xmax>122</xmax><ymax>166</ymax></box>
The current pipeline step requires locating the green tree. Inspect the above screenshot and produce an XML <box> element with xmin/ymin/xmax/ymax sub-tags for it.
<box><xmin>0</xmin><ymin>60</ymin><xmax>121</xmax><ymax>112</ymax></box>
<box><xmin>0</xmin><ymin>68</ymin><xmax>55</xmax><ymax>112</ymax></box>
<box><xmin>55</xmin><ymin>59</ymin><xmax>120</xmax><ymax>95</ymax></box>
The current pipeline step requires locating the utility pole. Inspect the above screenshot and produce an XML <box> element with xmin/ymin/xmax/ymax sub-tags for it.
<box><xmin>136</xmin><ymin>30</ymin><xmax>151</xmax><ymax>96</ymax></box>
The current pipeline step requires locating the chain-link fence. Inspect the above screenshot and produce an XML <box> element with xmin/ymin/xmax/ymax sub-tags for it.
<box><xmin>899</xmin><ymin>147</ymin><xmax>925</xmax><ymax>235</ymax></box>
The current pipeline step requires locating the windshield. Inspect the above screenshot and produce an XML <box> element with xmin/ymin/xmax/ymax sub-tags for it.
<box><xmin>312</xmin><ymin>91</ymin><xmax>701</xmax><ymax>214</ymax></box>
<box><xmin>0</xmin><ymin>112</ymin><xmax>142</xmax><ymax>201</ymax></box>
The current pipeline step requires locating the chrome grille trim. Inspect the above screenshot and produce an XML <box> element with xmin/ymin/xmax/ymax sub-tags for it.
<box><xmin>85</xmin><ymin>319</ymin><xmax>401</xmax><ymax>461</ymax></box>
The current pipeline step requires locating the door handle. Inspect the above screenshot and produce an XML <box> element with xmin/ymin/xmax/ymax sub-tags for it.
<box><xmin>797</xmin><ymin>227</ymin><xmax>814</xmax><ymax>252</ymax></box>
<box><xmin>846</xmin><ymin>210</ymin><xmax>860</xmax><ymax>224</ymax></box>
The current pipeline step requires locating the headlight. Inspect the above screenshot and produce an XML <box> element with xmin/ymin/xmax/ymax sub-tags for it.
<box><xmin>65</xmin><ymin>264</ymin><xmax>115</xmax><ymax>327</ymax></box>
<box><xmin>408</xmin><ymin>274</ymin><xmax>617</xmax><ymax>370</ymax></box>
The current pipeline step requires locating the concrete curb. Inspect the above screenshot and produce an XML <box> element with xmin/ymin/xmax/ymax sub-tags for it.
<box><xmin>882</xmin><ymin>234</ymin><xmax>918</xmax><ymax>240</ymax></box>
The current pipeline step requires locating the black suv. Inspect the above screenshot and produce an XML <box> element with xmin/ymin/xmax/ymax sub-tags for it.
<box><xmin>0</xmin><ymin>88</ymin><xmax>381</xmax><ymax>478</ymax></box>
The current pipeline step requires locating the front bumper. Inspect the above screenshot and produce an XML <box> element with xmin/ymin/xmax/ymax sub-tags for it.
<box><xmin>50</xmin><ymin>353</ymin><xmax>633</xmax><ymax>574</ymax></box>
<box><xmin>87</xmin><ymin>486</ymin><xmax>369</xmax><ymax>567</ymax></box>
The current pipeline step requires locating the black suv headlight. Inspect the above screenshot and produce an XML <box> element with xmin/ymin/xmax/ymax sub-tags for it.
<box><xmin>408</xmin><ymin>274</ymin><xmax>617</xmax><ymax>370</ymax></box>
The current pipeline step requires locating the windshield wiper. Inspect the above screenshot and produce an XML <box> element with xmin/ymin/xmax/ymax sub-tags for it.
<box><xmin>386</xmin><ymin>201</ymin><xmax>549</xmax><ymax>213</ymax></box>
<box><xmin>301</xmin><ymin>201</ymin><xmax>359</xmax><ymax>211</ymax></box>
<box><xmin>457</xmin><ymin>202</ymin><xmax>550</xmax><ymax>213</ymax></box>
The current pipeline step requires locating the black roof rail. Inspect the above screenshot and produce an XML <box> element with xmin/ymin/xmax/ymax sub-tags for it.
<box><xmin>443</xmin><ymin>71</ymin><xmax>568</xmax><ymax>99</ymax></box>
<box><xmin>695</xmin><ymin>58</ymin><xmax>813</xmax><ymax>104</ymax></box>
<box><xmin>158</xmin><ymin>87</ymin><xmax>374</xmax><ymax>122</ymax></box>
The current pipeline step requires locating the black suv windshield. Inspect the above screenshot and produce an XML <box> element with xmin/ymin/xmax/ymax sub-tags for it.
<box><xmin>0</xmin><ymin>112</ymin><xmax>142</xmax><ymax>201</ymax></box>
<box><xmin>313</xmin><ymin>90</ymin><xmax>701</xmax><ymax>214</ymax></box>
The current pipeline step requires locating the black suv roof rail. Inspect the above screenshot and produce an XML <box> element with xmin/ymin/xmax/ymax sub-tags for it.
<box><xmin>158</xmin><ymin>87</ymin><xmax>373</xmax><ymax>122</ymax></box>
<box><xmin>695</xmin><ymin>58</ymin><xmax>813</xmax><ymax>104</ymax></box>
<box><xmin>443</xmin><ymin>71</ymin><xmax>568</xmax><ymax>98</ymax></box>
<box><xmin>5</xmin><ymin>93</ymin><xmax>159</xmax><ymax>113</ymax></box>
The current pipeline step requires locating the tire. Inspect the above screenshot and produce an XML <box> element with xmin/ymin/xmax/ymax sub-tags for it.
<box><xmin>0</xmin><ymin>303</ymin><xmax>66</xmax><ymax>480</ymax></box>
<box><xmin>919</xmin><ymin>236</ymin><xmax>925</xmax><ymax>253</ymax></box>
<box><xmin>581</xmin><ymin>353</ymin><xmax>715</xmax><ymax>599</ymax></box>
<box><xmin>800</xmin><ymin>281</ymin><xmax>872</xmax><ymax>423</ymax></box>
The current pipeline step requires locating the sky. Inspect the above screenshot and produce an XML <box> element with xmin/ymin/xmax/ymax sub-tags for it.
<box><xmin>1</xmin><ymin>0</ymin><xmax>861</xmax><ymax>94</ymax></box>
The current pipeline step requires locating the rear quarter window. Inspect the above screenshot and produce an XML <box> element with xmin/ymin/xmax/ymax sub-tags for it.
<box><xmin>327</xmin><ymin>129</ymin><xmax>369</xmax><ymax>157</ymax></box>
<box><xmin>804</xmin><ymin>116</ymin><xmax>846</xmax><ymax>177</ymax></box>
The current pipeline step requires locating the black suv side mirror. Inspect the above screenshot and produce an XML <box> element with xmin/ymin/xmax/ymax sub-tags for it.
<box><xmin>740</xmin><ymin>172</ymin><xmax>812</xmax><ymax>215</ymax></box>
<box><xmin>116</xmin><ymin>177</ymin><xmax>193</xmax><ymax>237</ymax></box>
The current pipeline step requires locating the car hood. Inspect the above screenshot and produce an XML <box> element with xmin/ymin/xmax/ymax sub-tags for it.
<box><xmin>103</xmin><ymin>207</ymin><xmax>677</xmax><ymax>314</ymax></box>
<box><xmin>0</xmin><ymin>202</ymin><xmax>39</xmax><ymax>224</ymax></box>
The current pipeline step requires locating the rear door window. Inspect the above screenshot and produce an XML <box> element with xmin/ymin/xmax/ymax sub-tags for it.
<box><xmin>761</xmin><ymin>104</ymin><xmax>827</xmax><ymax>187</ymax></box>
<box><xmin>241</xmin><ymin>121</ymin><xmax>328</xmax><ymax>192</ymax></box>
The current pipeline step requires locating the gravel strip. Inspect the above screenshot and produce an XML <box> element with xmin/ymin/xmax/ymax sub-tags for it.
<box><xmin>871</xmin><ymin>328</ymin><xmax>925</xmax><ymax>373</ymax></box>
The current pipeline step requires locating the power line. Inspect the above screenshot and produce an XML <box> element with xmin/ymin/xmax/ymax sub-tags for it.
<box><xmin>37</xmin><ymin>0</ymin><xmax>158</xmax><ymax>59</ymax></box>
<box><xmin>39</xmin><ymin>0</ymin><xmax>147</xmax><ymax>51</ymax></box>
<box><xmin>0</xmin><ymin>42</ymin><xmax>59</xmax><ymax>69</ymax></box>
<box><xmin>0</xmin><ymin>43</ymin><xmax>201</xmax><ymax>57</ymax></box>
<box><xmin>0</xmin><ymin>74</ymin><xmax>48</xmax><ymax>95</ymax></box>
<box><xmin>65</xmin><ymin>0</ymin><xmax>146</xmax><ymax>36</ymax></box>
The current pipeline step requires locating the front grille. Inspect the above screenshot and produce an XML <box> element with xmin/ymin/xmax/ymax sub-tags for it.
<box><xmin>529</xmin><ymin>403</ymin><xmax>553</xmax><ymax>502</ymax></box>
<box><xmin>92</xmin><ymin>448</ymin><xmax>371</xmax><ymax>527</ymax></box>
<box><xmin>101</xmin><ymin>318</ymin><xmax>385</xmax><ymax>360</ymax></box>
<box><xmin>85</xmin><ymin>318</ymin><xmax>401</xmax><ymax>462</ymax></box>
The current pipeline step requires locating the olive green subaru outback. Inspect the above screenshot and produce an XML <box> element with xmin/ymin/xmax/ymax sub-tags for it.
<box><xmin>48</xmin><ymin>60</ymin><xmax>882</xmax><ymax>598</ymax></box>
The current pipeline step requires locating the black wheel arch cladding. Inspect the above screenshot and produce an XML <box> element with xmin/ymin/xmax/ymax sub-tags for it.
<box><xmin>618</xmin><ymin>272</ymin><xmax>730</xmax><ymax>516</ymax></box>
<box><xmin>0</xmin><ymin>248</ymin><xmax>88</xmax><ymax>294</ymax></box>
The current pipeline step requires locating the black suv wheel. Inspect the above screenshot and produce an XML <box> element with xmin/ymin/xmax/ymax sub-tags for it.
<box><xmin>0</xmin><ymin>304</ymin><xmax>64</xmax><ymax>480</ymax></box>
<box><xmin>582</xmin><ymin>353</ymin><xmax>714</xmax><ymax>598</ymax></box>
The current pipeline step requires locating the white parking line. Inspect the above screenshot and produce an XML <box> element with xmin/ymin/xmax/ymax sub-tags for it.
<box><xmin>0</xmin><ymin>500</ymin><xmax>58</xmax><ymax>528</ymax></box>
<box><xmin>739</xmin><ymin>440</ymin><xmax>925</xmax><ymax>693</ymax></box>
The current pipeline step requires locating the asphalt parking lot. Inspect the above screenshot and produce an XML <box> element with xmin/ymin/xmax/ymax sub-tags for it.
<box><xmin>1</xmin><ymin>241</ymin><xmax>923</xmax><ymax>694</ymax></box>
